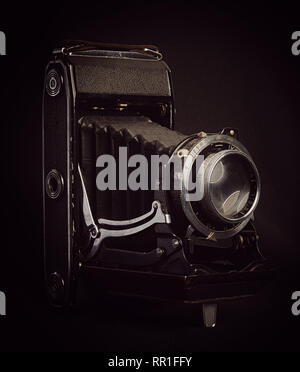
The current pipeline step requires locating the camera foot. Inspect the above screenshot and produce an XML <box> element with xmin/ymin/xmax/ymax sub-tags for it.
<box><xmin>202</xmin><ymin>303</ymin><xmax>217</xmax><ymax>328</ymax></box>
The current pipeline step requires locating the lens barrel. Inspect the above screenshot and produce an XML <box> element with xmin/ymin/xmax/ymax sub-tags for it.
<box><xmin>173</xmin><ymin>133</ymin><xmax>261</xmax><ymax>240</ymax></box>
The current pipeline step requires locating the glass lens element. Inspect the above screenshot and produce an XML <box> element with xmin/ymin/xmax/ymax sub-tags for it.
<box><xmin>209</xmin><ymin>154</ymin><xmax>251</xmax><ymax>219</ymax></box>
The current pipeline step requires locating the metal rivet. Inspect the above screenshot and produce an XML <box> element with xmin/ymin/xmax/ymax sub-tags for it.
<box><xmin>172</xmin><ymin>239</ymin><xmax>180</xmax><ymax>249</ymax></box>
<box><xmin>156</xmin><ymin>248</ymin><xmax>164</xmax><ymax>256</ymax></box>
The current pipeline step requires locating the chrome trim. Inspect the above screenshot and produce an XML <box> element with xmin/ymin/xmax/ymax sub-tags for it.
<box><xmin>78</xmin><ymin>164</ymin><xmax>99</xmax><ymax>239</ymax></box>
<box><xmin>86</xmin><ymin>201</ymin><xmax>171</xmax><ymax>261</ymax></box>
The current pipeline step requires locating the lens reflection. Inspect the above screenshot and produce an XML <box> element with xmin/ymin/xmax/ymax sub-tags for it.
<box><xmin>209</xmin><ymin>154</ymin><xmax>251</xmax><ymax>219</ymax></box>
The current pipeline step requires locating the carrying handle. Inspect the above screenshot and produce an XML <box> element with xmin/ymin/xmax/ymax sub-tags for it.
<box><xmin>53</xmin><ymin>40</ymin><xmax>162</xmax><ymax>60</ymax></box>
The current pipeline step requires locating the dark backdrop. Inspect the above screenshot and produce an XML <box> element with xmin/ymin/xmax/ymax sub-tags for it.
<box><xmin>0</xmin><ymin>2</ymin><xmax>299</xmax><ymax>351</ymax></box>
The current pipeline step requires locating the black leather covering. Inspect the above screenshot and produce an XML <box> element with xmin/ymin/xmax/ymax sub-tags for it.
<box><xmin>68</xmin><ymin>55</ymin><xmax>171</xmax><ymax>97</ymax></box>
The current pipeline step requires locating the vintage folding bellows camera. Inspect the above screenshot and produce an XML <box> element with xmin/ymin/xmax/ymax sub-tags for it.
<box><xmin>43</xmin><ymin>41</ymin><xmax>274</xmax><ymax>326</ymax></box>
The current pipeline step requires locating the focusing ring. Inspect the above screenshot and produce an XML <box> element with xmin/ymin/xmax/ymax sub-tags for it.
<box><xmin>45</xmin><ymin>169</ymin><xmax>64</xmax><ymax>199</ymax></box>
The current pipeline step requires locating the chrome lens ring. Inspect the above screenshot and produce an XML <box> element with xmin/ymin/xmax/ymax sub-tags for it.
<box><xmin>177</xmin><ymin>134</ymin><xmax>260</xmax><ymax>240</ymax></box>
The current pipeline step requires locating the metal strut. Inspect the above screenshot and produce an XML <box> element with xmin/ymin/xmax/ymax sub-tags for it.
<box><xmin>78</xmin><ymin>164</ymin><xmax>171</xmax><ymax>262</ymax></box>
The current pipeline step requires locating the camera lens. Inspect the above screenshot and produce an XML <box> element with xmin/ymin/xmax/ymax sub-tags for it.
<box><xmin>199</xmin><ymin>150</ymin><xmax>259</xmax><ymax>226</ymax></box>
<box><xmin>177</xmin><ymin>136</ymin><xmax>260</xmax><ymax>239</ymax></box>
<box><xmin>209</xmin><ymin>153</ymin><xmax>252</xmax><ymax>220</ymax></box>
<box><xmin>201</xmin><ymin>150</ymin><xmax>259</xmax><ymax>225</ymax></box>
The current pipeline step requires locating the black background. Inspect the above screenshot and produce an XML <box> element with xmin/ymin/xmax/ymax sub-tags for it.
<box><xmin>0</xmin><ymin>1</ymin><xmax>299</xmax><ymax>352</ymax></box>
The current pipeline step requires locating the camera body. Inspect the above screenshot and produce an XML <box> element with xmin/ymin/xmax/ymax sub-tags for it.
<box><xmin>43</xmin><ymin>41</ymin><xmax>274</xmax><ymax>326</ymax></box>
